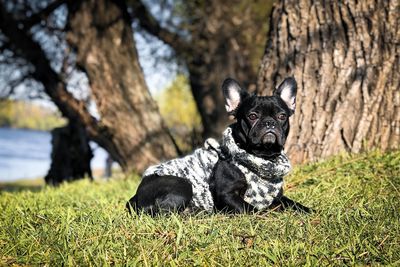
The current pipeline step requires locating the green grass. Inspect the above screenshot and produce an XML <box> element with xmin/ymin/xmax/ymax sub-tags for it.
<box><xmin>1</xmin><ymin>150</ymin><xmax>399</xmax><ymax>266</ymax></box>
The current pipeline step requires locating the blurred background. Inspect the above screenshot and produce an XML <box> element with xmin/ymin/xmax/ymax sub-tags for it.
<box><xmin>0</xmin><ymin>0</ymin><xmax>398</xmax><ymax>185</ymax></box>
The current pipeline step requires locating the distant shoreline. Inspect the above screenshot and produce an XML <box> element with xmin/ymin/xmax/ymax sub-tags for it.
<box><xmin>0</xmin><ymin>126</ymin><xmax>51</xmax><ymax>132</ymax></box>
<box><xmin>0</xmin><ymin>128</ymin><xmax>109</xmax><ymax>182</ymax></box>
<box><xmin>0</xmin><ymin>100</ymin><xmax>66</xmax><ymax>131</ymax></box>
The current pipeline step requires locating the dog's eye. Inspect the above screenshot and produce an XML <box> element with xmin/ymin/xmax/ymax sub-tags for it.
<box><xmin>277</xmin><ymin>114</ymin><xmax>287</xmax><ymax>120</ymax></box>
<box><xmin>248</xmin><ymin>113</ymin><xmax>258</xmax><ymax>120</ymax></box>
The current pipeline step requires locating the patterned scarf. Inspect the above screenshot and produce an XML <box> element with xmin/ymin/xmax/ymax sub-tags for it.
<box><xmin>208</xmin><ymin>127</ymin><xmax>291</xmax><ymax>210</ymax></box>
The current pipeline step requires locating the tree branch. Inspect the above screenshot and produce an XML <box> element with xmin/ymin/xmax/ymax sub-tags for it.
<box><xmin>22</xmin><ymin>0</ymin><xmax>68</xmax><ymax>29</ymax></box>
<box><xmin>129</xmin><ymin>0</ymin><xmax>189</xmax><ymax>53</ymax></box>
<box><xmin>0</xmin><ymin>72</ymin><xmax>32</xmax><ymax>99</ymax></box>
<box><xmin>0</xmin><ymin>2</ymin><xmax>102</xmax><ymax>141</ymax></box>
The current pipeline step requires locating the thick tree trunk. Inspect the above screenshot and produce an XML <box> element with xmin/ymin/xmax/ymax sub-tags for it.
<box><xmin>257</xmin><ymin>0</ymin><xmax>400</xmax><ymax>163</ymax></box>
<box><xmin>66</xmin><ymin>0</ymin><xmax>178</xmax><ymax>173</ymax></box>
<box><xmin>45</xmin><ymin>122</ymin><xmax>93</xmax><ymax>186</ymax></box>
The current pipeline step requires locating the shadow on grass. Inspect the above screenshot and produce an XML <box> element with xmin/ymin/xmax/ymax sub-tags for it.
<box><xmin>0</xmin><ymin>178</ymin><xmax>44</xmax><ymax>193</ymax></box>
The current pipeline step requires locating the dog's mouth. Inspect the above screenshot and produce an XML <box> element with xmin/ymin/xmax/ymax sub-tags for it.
<box><xmin>262</xmin><ymin>132</ymin><xmax>277</xmax><ymax>145</ymax></box>
<box><xmin>250</xmin><ymin>132</ymin><xmax>282</xmax><ymax>159</ymax></box>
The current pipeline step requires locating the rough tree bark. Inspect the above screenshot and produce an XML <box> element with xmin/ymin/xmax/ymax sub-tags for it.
<box><xmin>66</xmin><ymin>0</ymin><xmax>178</xmax><ymax>173</ymax></box>
<box><xmin>257</xmin><ymin>0</ymin><xmax>400</xmax><ymax>163</ymax></box>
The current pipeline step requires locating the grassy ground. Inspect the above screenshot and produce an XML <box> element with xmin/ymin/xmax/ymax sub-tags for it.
<box><xmin>0</xmin><ymin>150</ymin><xmax>399</xmax><ymax>266</ymax></box>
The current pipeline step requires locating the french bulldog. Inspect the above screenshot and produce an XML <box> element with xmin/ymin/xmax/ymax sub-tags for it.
<box><xmin>126</xmin><ymin>77</ymin><xmax>311</xmax><ymax>215</ymax></box>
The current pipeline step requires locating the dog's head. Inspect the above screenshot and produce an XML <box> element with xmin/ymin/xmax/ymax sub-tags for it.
<box><xmin>223</xmin><ymin>77</ymin><xmax>297</xmax><ymax>159</ymax></box>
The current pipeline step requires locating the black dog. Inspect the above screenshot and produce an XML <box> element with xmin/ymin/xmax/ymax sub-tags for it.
<box><xmin>126</xmin><ymin>77</ymin><xmax>311</xmax><ymax>215</ymax></box>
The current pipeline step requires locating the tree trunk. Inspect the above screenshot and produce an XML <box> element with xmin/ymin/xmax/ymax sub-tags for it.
<box><xmin>257</xmin><ymin>0</ymin><xmax>400</xmax><ymax>163</ymax></box>
<box><xmin>66</xmin><ymin>0</ymin><xmax>178</xmax><ymax>173</ymax></box>
<box><xmin>45</xmin><ymin>122</ymin><xmax>93</xmax><ymax>186</ymax></box>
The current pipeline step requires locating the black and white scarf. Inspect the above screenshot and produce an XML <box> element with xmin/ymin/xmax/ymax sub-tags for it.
<box><xmin>142</xmin><ymin>127</ymin><xmax>291</xmax><ymax>212</ymax></box>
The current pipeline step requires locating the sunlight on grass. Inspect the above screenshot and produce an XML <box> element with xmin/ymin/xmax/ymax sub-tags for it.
<box><xmin>0</xmin><ymin>150</ymin><xmax>399</xmax><ymax>265</ymax></box>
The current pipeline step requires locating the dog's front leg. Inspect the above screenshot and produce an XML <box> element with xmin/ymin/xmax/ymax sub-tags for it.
<box><xmin>210</xmin><ymin>160</ymin><xmax>255</xmax><ymax>213</ymax></box>
<box><xmin>219</xmin><ymin>184</ymin><xmax>255</xmax><ymax>213</ymax></box>
<box><xmin>270</xmin><ymin>195</ymin><xmax>312</xmax><ymax>213</ymax></box>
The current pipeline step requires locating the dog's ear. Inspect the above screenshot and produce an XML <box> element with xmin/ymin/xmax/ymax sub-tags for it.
<box><xmin>274</xmin><ymin>77</ymin><xmax>297</xmax><ymax>114</ymax></box>
<box><xmin>222</xmin><ymin>78</ymin><xmax>249</xmax><ymax>116</ymax></box>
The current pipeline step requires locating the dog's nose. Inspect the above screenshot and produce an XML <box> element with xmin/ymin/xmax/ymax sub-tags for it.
<box><xmin>265</xmin><ymin>120</ymin><xmax>276</xmax><ymax>129</ymax></box>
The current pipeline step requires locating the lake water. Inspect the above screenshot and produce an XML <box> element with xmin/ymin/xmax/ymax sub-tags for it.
<box><xmin>0</xmin><ymin>128</ymin><xmax>108</xmax><ymax>182</ymax></box>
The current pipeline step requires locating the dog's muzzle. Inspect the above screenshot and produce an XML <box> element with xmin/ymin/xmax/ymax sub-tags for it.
<box><xmin>262</xmin><ymin>132</ymin><xmax>276</xmax><ymax>144</ymax></box>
